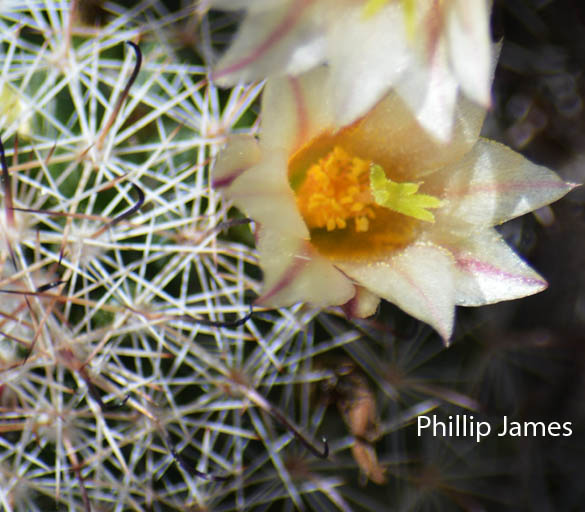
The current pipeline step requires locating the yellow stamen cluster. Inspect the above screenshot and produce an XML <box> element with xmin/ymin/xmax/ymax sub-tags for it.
<box><xmin>296</xmin><ymin>146</ymin><xmax>376</xmax><ymax>232</ymax></box>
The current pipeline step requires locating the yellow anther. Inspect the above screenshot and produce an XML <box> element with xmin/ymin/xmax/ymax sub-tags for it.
<box><xmin>295</xmin><ymin>146</ymin><xmax>377</xmax><ymax>233</ymax></box>
<box><xmin>355</xmin><ymin>216</ymin><xmax>370</xmax><ymax>232</ymax></box>
<box><xmin>351</xmin><ymin>158</ymin><xmax>370</xmax><ymax>176</ymax></box>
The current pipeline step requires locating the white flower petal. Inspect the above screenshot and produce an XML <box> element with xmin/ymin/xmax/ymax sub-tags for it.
<box><xmin>394</xmin><ymin>43</ymin><xmax>459</xmax><ymax>142</ymax></box>
<box><xmin>325</xmin><ymin>2</ymin><xmax>410</xmax><ymax>126</ymax></box>
<box><xmin>342</xmin><ymin>88</ymin><xmax>484</xmax><ymax>181</ymax></box>
<box><xmin>337</xmin><ymin>243</ymin><xmax>456</xmax><ymax>341</ymax></box>
<box><xmin>212</xmin><ymin>0</ymin><xmax>326</xmax><ymax>86</ymax></box>
<box><xmin>446</xmin><ymin>0</ymin><xmax>492</xmax><ymax>107</ymax></box>
<box><xmin>451</xmin><ymin>91</ymin><xmax>489</xmax><ymax>155</ymax></box>
<box><xmin>227</xmin><ymin>149</ymin><xmax>308</xmax><ymax>238</ymax></box>
<box><xmin>211</xmin><ymin>0</ymin><xmax>495</xmax><ymax>140</ymax></box>
<box><xmin>438</xmin><ymin>138</ymin><xmax>575</xmax><ymax>229</ymax></box>
<box><xmin>212</xmin><ymin>134</ymin><xmax>261</xmax><ymax>188</ymax></box>
<box><xmin>445</xmin><ymin>230</ymin><xmax>547</xmax><ymax>306</ymax></box>
<box><xmin>260</xmin><ymin>67</ymin><xmax>334</xmax><ymax>154</ymax></box>
<box><xmin>342</xmin><ymin>286</ymin><xmax>381</xmax><ymax>319</ymax></box>
<box><xmin>256</xmin><ymin>227</ymin><xmax>355</xmax><ymax>308</ymax></box>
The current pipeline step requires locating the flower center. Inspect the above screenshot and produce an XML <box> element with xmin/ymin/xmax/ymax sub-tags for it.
<box><xmin>289</xmin><ymin>137</ymin><xmax>444</xmax><ymax>261</ymax></box>
<box><xmin>296</xmin><ymin>146</ymin><xmax>376</xmax><ymax>233</ymax></box>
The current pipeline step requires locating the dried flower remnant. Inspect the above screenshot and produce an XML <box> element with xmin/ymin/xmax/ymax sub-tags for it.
<box><xmin>323</xmin><ymin>361</ymin><xmax>386</xmax><ymax>485</ymax></box>
<box><xmin>214</xmin><ymin>66</ymin><xmax>575</xmax><ymax>342</ymax></box>
<box><xmin>211</xmin><ymin>0</ymin><xmax>492</xmax><ymax>140</ymax></box>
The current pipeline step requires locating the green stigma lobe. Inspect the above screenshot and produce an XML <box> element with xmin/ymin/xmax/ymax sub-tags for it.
<box><xmin>369</xmin><ymin>164</ymin><xmax>444</xmax><ymax>223</ymax></box>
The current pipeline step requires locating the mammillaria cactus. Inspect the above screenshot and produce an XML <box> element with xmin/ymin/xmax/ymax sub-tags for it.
<box><xmin>0</xmin><ymin>2</ymin><xmax>583</xmax><ymax>512</ymax></box>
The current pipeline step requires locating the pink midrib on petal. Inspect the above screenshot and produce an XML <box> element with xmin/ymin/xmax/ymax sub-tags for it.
<box><xmin>212</xmin><ymin>167</ymin><xmax>247</xmax><ymax>188</ymax></box>
<box><xmin>289</xmin><ymin>76</ymin><xmax>309</xmax><ymax>149</ymax></box>
<box><xmin>447</xmin><ymin>179</ymin><xmax>571</xmax><ymax>199</ymax></box>
<box><xmin>213</xmin><ymin>0</ymin><xmax>314</xmax><ymax>80</ymax></box>
<box><xmin>341</xmin><ymin>289</ymin><xmax>361</xmax><ymax>318</ymax></box>
<box><xmin>392</xmin><ymin>257</ymin><xmax>451</xmax><ymax>340</ymax></box>
<box><xmin>425</xmin><ymin>0</ymin><xmax>445</xmax><ymax>63</ymax></box>
<box><xmin>455</xmin><ymin>256</ymin><xmax>547</xmax><ymax>288</ymax></box>
<box><xmin>257</xmin><ymin>242</ymin><xmax>309</xmax><ymax>304</ymax></box>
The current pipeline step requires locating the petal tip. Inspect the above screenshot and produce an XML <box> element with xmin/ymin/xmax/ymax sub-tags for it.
<box><xmin>341</xmin><ymin>287</ymin><xmax>379</xmax><ymax>319</ymax></box>
<box><xmin>436</xmin><ymin>322</ymin><xmax>454</xmax><ymax>346</ymax></box>
<box><xmin>535</xmin><ymin>278</ymin><xmax>548</xmax><ymax>294</ymax></box>
<box><xmin>210</xmin><ymin>67</ymin><xmax>237</xmax><ymax>88</ymax></box>
<box><xmin>211</xmin><ymin>172</ymin><xmax>240</xmax><ymax>189</ymax></box>
<box><xmin>567</xmin><ymin>181</ymin><xmax>581</xmax><ymax>191</ymax></box>
<box><xmin>441</xmin><ymin>334</ymin><xmax>452</xmax><ymax>347</ymax></box>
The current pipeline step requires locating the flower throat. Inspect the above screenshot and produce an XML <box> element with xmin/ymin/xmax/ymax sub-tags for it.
<box><xmin>288</xmin><ymin>135</ymin><xmax>443</xmax><ymax>260</ymax></box>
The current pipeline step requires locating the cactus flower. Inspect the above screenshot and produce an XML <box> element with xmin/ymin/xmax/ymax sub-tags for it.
<box><xmin>211</xmin><ymin>0</ymin><xmax>493</xmax><ymax>140</ymax></box>
<box><xmin>213</xmin><ymin>67</ymin><xmax>574</xmax><ymax>341</ymax></box>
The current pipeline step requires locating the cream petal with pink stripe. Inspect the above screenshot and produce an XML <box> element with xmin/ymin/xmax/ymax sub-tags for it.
<box><xmin>256</xmin><ymin>227</ymin><xmax>355</xmax><ymax>308</ymax></box>
<box><xmin>445</xmin><ymin>230</ymin><xmax>548</xmax><ymax>306</ymax></box>
<box><xmin>212</xmin><ymin>0</ymin><xmax>326</xmax><ymax>86</ymax></box>
<box><xmin>337</xmin><ymin>243</ymin><xmax>456</xmax><ymax>341</ymax></box>
<box><xmin>342</xmin><ymin>286</ymin><xmax>381</xmax><ymax>319</ymax></box>
<box><xmin>212</xmin><ymin>134</ymin><xmax>261</xmax><ymax>189</ymax></box>
<box><xmin>260</xmin><ymin>68</ymin><xmax>334</xmax><ymax>154</ymax></box>
<box><xmin>223</xmin><ymin>149</ymin><xmax>308</xmax><ymax>238</ymax></box>
<box><xmin>434</xmin><ymin>139</ymin><xmax>576</xmax><ymax>231</ymax></box>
